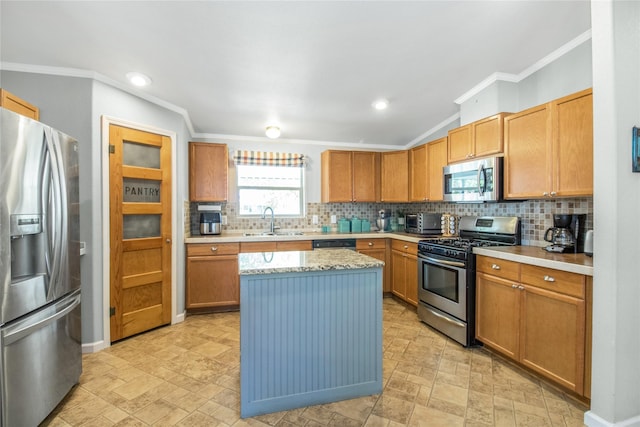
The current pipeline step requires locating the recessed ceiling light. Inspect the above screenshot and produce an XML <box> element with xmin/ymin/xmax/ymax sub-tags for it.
<box><xmin>126</xmin><ymin>72</ymin><xmax>152</xmax><ymax>87</ymax></box>
<box><xmin>265</xmin><ymin>126</ymin><xmax>281</xmax><ymax>139</ymax></box>
<box><xmin>372</xmin><ymin>99</ymin><xmax>389</xmax><ymax>110</ymax></box>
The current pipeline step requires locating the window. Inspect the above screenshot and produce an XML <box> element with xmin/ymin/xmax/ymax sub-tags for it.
<box><xmin>233</xmin><ymin>151</ymin><xmax>306</xmax><ymax>217</ymax></box>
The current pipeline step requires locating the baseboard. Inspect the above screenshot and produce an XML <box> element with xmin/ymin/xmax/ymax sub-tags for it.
<box><xmin>174</xmin><ymin>311</ymin><xmax>185</xmax><ymax>324</ymax></box>
<box><xmin>585</xmin><ymin>411</ymin><xmax>640</xmax><ymax>427</ymax></box>
<box><xmin>82</xmin><ymin>340</ymin><xmax>107</xmax><ymax>354</ymax></box>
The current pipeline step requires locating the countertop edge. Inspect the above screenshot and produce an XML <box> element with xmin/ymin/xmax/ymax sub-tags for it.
<box><xmin>473</xmin><ymin>247</ymin><xmax>594</xmax><ymax>276</ymax></box>
<box><xmin>238</xmin><ymin>249</ymin><xmax>385</xmax><ymax>275</ymax></box>
<box><xmin>185</xmin><ymin>231</ymin><xmax>424</xmax><ymax>244</ymax></box>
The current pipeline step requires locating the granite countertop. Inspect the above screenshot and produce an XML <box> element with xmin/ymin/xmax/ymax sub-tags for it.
<box><xmin>473</xmin><ymin>245</ymin><xmax>593</xmax><ymax>276</ymax></box>
<box><xmin>186</xmin><ymin>230</ymin><xmax>427</xmax><ymax>244</ymax></box>
<box><xmin>238</xmin><ymin>249</ymin><xmax>384</xmax><ymax>275</ymax></box>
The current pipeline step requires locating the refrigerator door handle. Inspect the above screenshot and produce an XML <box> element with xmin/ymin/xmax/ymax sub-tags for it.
<box><xmin>43</xmin><ymin>128</ymin><xmax>64</xmax><ymax>300</ymax></box>
<box><xmin>2</xmin><ymin>292</ymin><xmax>80</xmax><ymax>345</ymax></box>
<box><xmin>41</xmin><ymin>138</ymin><xmax>53</xmax><ymax>279</ymax></box>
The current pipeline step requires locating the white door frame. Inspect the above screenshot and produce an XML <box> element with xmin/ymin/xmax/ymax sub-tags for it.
<box><xmin>101</xmin><ymin>115</ymin><xmax>179</xmax><ymax>349</ymax></box>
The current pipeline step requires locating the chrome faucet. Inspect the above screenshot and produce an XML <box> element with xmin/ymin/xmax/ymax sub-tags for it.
<box><xmin>262</xmin><ymin>206</ymin><xmax>275</xmax><ymax>234</ymax></box>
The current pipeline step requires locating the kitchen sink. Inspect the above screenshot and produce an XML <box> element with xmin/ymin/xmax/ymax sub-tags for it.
<box><xmin>243</xmin><ymin>231</ymin><xmax>305</xmax><ymax>237</ymax></box>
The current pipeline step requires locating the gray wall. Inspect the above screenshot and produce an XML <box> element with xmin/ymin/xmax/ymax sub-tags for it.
<box><xmin>0</xmin><ymin>71</ymin><xmax>99</xmax><ymax>343</ymax></box>
<box><xmin>459</xmin><ymin>39</ymin><xmax>592</xmax><ymax>124</ymax></box>
<box><xmin>0</xmin><ymin>71</ymin><xmax>190</xmax><ymax>346</ymax></box>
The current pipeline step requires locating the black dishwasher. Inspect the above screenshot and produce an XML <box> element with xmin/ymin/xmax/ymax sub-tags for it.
<box><xmin>312</xmin><ymin>239</ymin><xmax>356</xmax><ymax>250</ymax></box>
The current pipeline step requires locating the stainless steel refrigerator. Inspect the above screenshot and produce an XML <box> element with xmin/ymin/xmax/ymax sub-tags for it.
<box><xmin>0</xmin><ymin>107</ymin><xmax>81</xmax><ymax>426</ymax></box>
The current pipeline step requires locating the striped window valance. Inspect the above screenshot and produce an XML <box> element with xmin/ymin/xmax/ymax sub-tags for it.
<box><xmin>232</xmin><ymin>150</ymin><xmax>306</xmax><ymax>167</ymax></box>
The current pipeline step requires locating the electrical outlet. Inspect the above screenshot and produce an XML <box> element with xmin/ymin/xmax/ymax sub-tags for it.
<box><xmin>222</xmin><ymin>215</ymin><xmax>228</xmax><ymax>225</ymax></box>
<box><xmin>330</xmin><ymin>215</ymin><xmax>337</xmax><ymax>224</ymax></box>
<box><xmin>312</xmin><ymin>215</ymin><xmax>318</xmax><ymax>224</ymax></box>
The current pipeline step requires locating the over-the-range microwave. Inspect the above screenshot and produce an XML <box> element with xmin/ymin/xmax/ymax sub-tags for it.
<box><xmin>443</xmin><ymin>156</ymin><xmax>502</xmax><ymax>203</ymax></box>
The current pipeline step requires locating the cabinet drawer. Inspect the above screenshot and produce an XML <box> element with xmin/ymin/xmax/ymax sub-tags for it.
<box><xmin>476</xmin><ymin>256</ymin><xmax>520</xmax><ymax>281</ymax></box>
<box><xmin>187</xmin><ymin>242</ymin><xmax>239</xmax><ymax>256</ymax></box>
<box><xmin>240</xmin><ymin>242</ymin><xmax>277</xmax><ymax>253</ymax></box>
<box><xmin>276</xmin><ymin>240</ymin><xmax>312</xmax><ymax>251</ymax></box>
<box><xmin>521</xmin><ymin>265</ymin><xmax>585</xmax><ymax>298</ymax></box>
<box><xmin>356</xmin><ymin>239</ymin><xmax>386</xmax><ymax>250</ymax></box>
<box><xmin>391</xmin><ymin>240</ymin><xmax>417</xmax><ymax>255</ymax></box>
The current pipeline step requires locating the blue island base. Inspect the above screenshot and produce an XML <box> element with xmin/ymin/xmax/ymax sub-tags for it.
<box><xmin>239</xmin><ymin>267</ymin><xmax>383</xmax><ymax>418</ymax></box>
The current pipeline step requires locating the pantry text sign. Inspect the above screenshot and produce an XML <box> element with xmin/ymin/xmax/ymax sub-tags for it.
<box><xmin>123</xmin><ymin>179</ymin><xmax>161</xmax><ymax>203</ymax></box>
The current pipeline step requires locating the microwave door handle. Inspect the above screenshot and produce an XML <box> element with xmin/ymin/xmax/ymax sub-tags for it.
<box><xmin>477</xmin><ymin>164</ymin><xmax>486</xmax><ymax>196</ymax></box>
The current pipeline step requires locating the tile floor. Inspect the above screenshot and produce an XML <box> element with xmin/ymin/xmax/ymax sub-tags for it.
<box><xmin>43</xmin><ymin>297</ymin><xmax>588</xmax><ymax>426</ymax></box>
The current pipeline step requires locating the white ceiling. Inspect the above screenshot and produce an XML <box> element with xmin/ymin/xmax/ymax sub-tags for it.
<box><xmin>0</xmin><ymin>1</ymin><xmax>591</xmax><ymax>147</ymax></box>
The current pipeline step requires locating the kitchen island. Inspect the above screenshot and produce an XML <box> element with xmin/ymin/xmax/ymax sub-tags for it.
<box><xmin>238</xmin><ymin>249</ymin><xmax>384</xmax><ymax>418</ymax></box>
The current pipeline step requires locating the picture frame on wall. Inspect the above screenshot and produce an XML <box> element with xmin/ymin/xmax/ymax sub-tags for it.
<box><xmin>633</xmin><ymin>127</ymin><xmax>640</xmax><ymax>172</ymax></box>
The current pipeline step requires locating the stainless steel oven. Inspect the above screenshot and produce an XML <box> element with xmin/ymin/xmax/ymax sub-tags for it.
<box><xmin>418</xmin><ymin>253</ymin><xmax>467</xmax><ymax>321</ymax></box>
<box><xmin>417</xmin><ymin>216</ymin><xmax>520</xmax><ymax>347</ymax></box>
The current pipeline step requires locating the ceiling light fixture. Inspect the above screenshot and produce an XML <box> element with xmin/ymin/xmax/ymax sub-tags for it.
<box><xmin>126</xmin><ymin>72</ymin><xmax>152</xmax><ymax>87</ymax></box>
<box><xmin>372</xmin><ymin>99</ymin><xmax>389</xmax><ymax>110</ymax></box>
<box><xmin>265</xmin><ymin>126</ymin><xmax>281</xmax><ymax>139</ymax></box>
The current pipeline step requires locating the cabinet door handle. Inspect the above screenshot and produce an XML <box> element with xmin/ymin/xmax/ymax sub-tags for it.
<box><xmin>511</xmin><ymin>284</ymin><xmax>518</xmax><ymax>288</ymax></box>
<box><xmin>518</xmin><ymin>285</ymin><xmax>525</xmax><ymax>290</ymax></box>
<box><xmin>491</xmin><ymin>264</ymin><xmax>501</xmax><ymax>270</ymax></box>
<box><xmin>403</xmin><ymin>245</ymin><xmax>408</xmax><ymax>249</ymax></box>
<box><xmin>550</xmin><ymin>191</ymin><xmax>557</xmax><ymax>196</ymax></box>
<box><xmin>543</xmin><ymin>191</ymin><xmax>549</xmax><ymax>196</ymax></box>
<box><xmin>368</xmin><ymin>242</ymin><xmax>373</xmax><ymax>246</ymax></box>
<box><xmin>211</xmin><ymin>246</ymin><xmax>218</xmax><ymax>252</ymax></box>
<box><xmin>166</xmin><ymin>238</ymin><xmax>171</xmax><ymax>243</ymax></box>
<box><xmin>543</xmin><ymin>275</ymin><xmax>555</xmax><ymax>282</ymax></box>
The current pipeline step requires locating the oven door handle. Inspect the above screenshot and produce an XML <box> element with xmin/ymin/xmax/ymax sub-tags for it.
<box><xmin>422</xmin><ymin>256</ymin><xmax>465</xmax><ymax>268</ymax></box>
<box><xmin>424</xmin><ymin>305</ymin><xmax>466</xmax><ymax>328</ymax></box>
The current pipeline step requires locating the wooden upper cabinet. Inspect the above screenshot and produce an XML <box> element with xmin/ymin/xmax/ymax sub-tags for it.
<box><xmin>352</xmin><ymin>151</ymin><xmax>379</xmax><ymax>202</ymax></box>
<box><xmin>504</xmin><ymin>104</ymin><xmax>552</xmax><ymax>199</ymax></box>
<box><xmin>447</xmin><ymin>113</ymin><xmax>509</xmax><ymax>163</ymax></box>
<box><xmin>381</xmin><ymin>150</ymin><xmax>409</xmax><ymax>202</ymax></box>
<box><xmin>409</xmin><ymin>144</ymin><xmax>428</xmax><ymax>202</ymax></box>
<box><xmin>0</xmin><ymin>89</ymin><xmax>39</xmax><ymax>120</ymax></box>
<box><xmin>189</xmin><ymin>142</ymin><xmax>228</xmax><ymax>202</ymax></box>
<box><xmin>427</xmin><ymin>137</ymin><xmax>448</xmax><ymax>201</ymax></box>
<box><xmin>410</xmin><ymin>137</ymin><xmax>448</xmax><ymax>202</ymax></box>
<box><xmin>505</xmin><ymin>88</ymin><xmax>593</xmax><ymax>199</ymax></box>
<box><xmin>447</xmin><ymin>124</ymin><xmax>472</xmax><ymax>163</ymax></box>
<box><xmin>321</xmin><ymin>150</ymin><xmax>378</xmax><ymax>202</ymax></box>
<box><xmin>552</xmin><ymin>89</ymin><xmax>593</xmax><ymax>197</ymax></box>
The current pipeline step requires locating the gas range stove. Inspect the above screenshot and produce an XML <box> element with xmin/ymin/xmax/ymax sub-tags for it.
<box><xmin>418</xmin><ymin>238</ymin><xmax>512</xmax><ymax>260</ymax></box>
<box><xmin>418</xmin><ymin>216</ymin><xmax>521</xmax><ymax>261</ymax></box>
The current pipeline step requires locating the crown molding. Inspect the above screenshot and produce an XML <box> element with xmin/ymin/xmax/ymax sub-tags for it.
<box><xmin>454</xmin><ymin>29</ymin><xmax>592</xmax><ymax>105</ymax></box>
<box><xmin>404</xmin><ymin>112</ymin><xmax>460</xmax><ymax>149</ymax></box>
<box><xmin>0</xmin><ymin>61</ymin><xmax>197</xmax><ymax>136</ymax></box>
<box><xmin>191</xmin><ymin>132</ymin><xmax>403</xmax><ymax>151</ymax></box>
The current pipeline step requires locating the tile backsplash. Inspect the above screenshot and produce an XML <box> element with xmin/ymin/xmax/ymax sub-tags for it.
<box><xmin>189</xmin><ymin>197</ymin><xmax>593</xmax><ymax>246</ymax></box>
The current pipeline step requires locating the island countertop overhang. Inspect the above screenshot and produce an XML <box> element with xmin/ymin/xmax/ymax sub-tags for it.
<box><xmin>238</xmin><ymin>248</ymin><xmax>384</xmax><ymax>275</ymax></box>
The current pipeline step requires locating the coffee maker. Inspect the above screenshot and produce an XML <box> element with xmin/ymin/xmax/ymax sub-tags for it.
<box><xmin>543</xmin><ymin>214</ymin><xmax>587</xmax><ymax>253</ymax></box>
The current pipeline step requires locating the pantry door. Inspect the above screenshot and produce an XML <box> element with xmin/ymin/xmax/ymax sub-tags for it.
<box><xmin>109</xmin><ymin>124</ymin><xmax>172</xmax><ymax>342</ymax></box>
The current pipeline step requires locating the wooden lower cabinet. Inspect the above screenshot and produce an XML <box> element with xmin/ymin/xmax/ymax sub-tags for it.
<box><xmin>186</xmin><ymin>243</ymin><xmax>239</xmax><ymax>309</ymax></box>
<box><xmin>356</xmin><ymin>238</ymin><xmax>389</xmax><ymax>292</ymax></box>
<box><xmin>476</xmin><ymin>255</ymin><xmax>589</xmax><ymax>396</ymax></box>
<box><xmin>520</xmin><ymin>283</ymin><xmax>585</xmax><ymax>393</ymax></box>
<box><xmin>476</xmin><ymin>256</ymin><xmax>591</xmax><ymax>397</ymax></box>
<box><xmin>390</xmin><ymin>240</ymin><xmax>418</xmax><ymax>306</ymax></box>
<box><xmin>187</xmin><ymin>240</ymin><xmax>313</xmax><ymax>311</ymax></box>
<box><xmin>476</xmin><ymin>272</ymin><xmax>520</xmax><ymax>359</ymax></box>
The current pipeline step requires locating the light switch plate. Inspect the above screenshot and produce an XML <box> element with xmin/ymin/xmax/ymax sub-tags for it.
<box><xmin>330</xmin><ymin>215</ymin><xmax>337</xmax><ymax>224</ymax></box>
<box><xmin>312</xmin><ymin>215</ymin><xmax>318</xmax><ymax>224</ymax></box>
<box><xmin>222</xmin><ymin>215</ymin><xmax>228</xmax><ymax>225</ymax></box>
